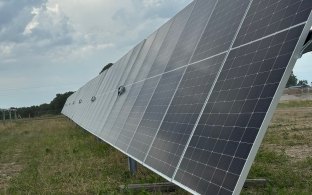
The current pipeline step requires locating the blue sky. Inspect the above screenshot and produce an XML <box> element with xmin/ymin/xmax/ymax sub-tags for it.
<box><xmin>0</xmin><ymin>0</ymin><xmax>311</xmax><ymax>108</ymax></box>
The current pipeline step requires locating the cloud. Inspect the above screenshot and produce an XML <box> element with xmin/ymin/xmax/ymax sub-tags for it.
<box><xmin>0</xmin><ymin>0</ymin><xmax>193</xmax><ymax>62</ymax></box>
<box><xmin>0</xmin><ymin>0</ymin><xmax>193</xmax><ymax>108</ymax></box>
<box><xmin>0</xmin><ymin>0</ymin><xmax>75</xmax><ymax>61</ymax></box>
<box><xmin>0</xmin><ymin>1</ymin><xmax>44</xmax><ymax>26</ymax></box>
<box><xmin>23</xmin><ymin>7</ymin><xmax>41</xmax><ymax>35</ymax></box>
<box><xmin>0</xmin><ymin>0</ymin><xmax>310</xmax><ymax>109</ymax></box>
<box><xmin>21</xmin><ymin>3</ymin><xmax>76</xmax><ymax>51</ymax></box>
<box><xmin>0</xmin><ymin>42</ymin><xmax>15</xmax><ymax>57</ymax></box>
<box><xmin>143</xmin><ymin>0</ymin><xmax>164</xmax><ymax>7</ymax></box>
<box><xmin>294</xmin><ymin>53</ymin><xmax>312</xmax><ymax>83</ymax></box>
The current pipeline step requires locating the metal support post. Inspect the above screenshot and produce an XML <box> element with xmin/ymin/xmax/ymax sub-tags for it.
<box><xmin>2</xmin><ymin>110</ymin><xmax>6</xmax><ymax>124</ymax></box>
<box><xmin>128</xmin><ymin>157</ymin><xmax>137</xmax><ymax>176</ymax></box>
<box><xmin>300</xmin><ymin>30</ymin><xmax>312</xmax><ymax>56</ymax></box>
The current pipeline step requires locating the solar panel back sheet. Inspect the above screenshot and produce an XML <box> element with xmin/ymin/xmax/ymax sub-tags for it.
<box><xmin>62</xmin><ymin>0</ymin><xmax>312</xmax><ymax>194</ymax></box>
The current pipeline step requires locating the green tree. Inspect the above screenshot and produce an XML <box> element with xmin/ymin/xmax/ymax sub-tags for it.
<box><xmin>286</xmin><ymin>71</ymin><xmax>297</xmax><ymax>87</ymax></box>
<box><xmin>16</xmin><ymin>91</ymin><xmax>74</xmax><ymax>118</ymax></box>
<box><xmin>297</xmin><ymin>80</ymin><xmax>308</xmax><ymax>86</ymax></box>
<box><xmin>50</xmin><ymin>91</ymin><xmax>74</xmax><ymax>113</ymax></box>
<box><xmin>99</xmin><ymin>63</ymin><xmax>113</xmax><ymax>74</ymax></box>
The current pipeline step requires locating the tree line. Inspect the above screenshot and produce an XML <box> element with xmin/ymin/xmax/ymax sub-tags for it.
<box><xmin>1</xmin><ymin>69</ymin><xmax>307</xmax><ymax>119</ymax></box>
<box><xmin>14</xmin><ymin>91</ymin><xmax>74</xmax><ymax>118</ymax></box>
<box><xmin>2</xmin><ymin>62</ymin><xmax>113</xmax><ymax>120</ymax></box>
<box><xmin>286</xmin><ymin>71</ymin><xmax>309</xmax><ymax>88</ymax></box>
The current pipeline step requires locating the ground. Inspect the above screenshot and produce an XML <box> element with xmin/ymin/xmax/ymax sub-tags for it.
<box><xmin>0</xmin><ymin>100</ymin><xmax>311</xmax><ymax>194</ymax></box>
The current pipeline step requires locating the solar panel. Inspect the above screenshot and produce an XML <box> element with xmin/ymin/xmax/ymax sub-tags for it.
<box><xmin>190</xmin><ymin>0</ymin><xmax>251</xmax><ymax>63</ymax></box>
<box><xmin>101</xmin><ymin>42</ymin><xmax>145</xmax><ymax>142</ymax></box>
<box><xmin>110</xmin><ymin>20</ymin><xmax>174</xmax><ymax>151</ymax></box>
<box><xmin>164</xmin><ymin>0</ymin><xmax>219</xmax><ymax>72</ymax></box>
<box><xmin>147</xmin><ymin>2</ymin><xmax>195</xmax><ymax>78</ymax></box>
<box><xmin>62</xmin><ymin>0</ymin><xmax>312</xmax><ymax>194</ymax></box>
<box><xmin>145</xmin><ymin>53</ymin><xmax>226</xmax><ymax>178</ymax></box>
<box><xmin>143</xmin><ymin>0</ymin><xmax>252</xmax><ymax>179</ymax></box>
<box><xmin>174</xmin><ymin>24</ymin><xmax>307</xmax><ymax>195</ymax></box>
<box><xmin>127</xmin><ymin>67</ymin><xmax>186</xmax><ymax>161</ymax></box>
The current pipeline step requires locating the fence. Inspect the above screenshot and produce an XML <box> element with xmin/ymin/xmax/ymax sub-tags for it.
<box><xmin>0</xmin><ymin>109</ymin><xmax>61</xmax><ymax>121</ymax></box>
<box><xmin>281</xmin><ymin>87</ymin><xmax>312</xmax><ymax>101</ymax></box>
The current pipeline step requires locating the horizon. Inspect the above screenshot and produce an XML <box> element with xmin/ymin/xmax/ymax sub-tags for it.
<box><xmin>0</xmin><ymin>1</ymin><xmax>311</xmax><ymax>108</ymax></box>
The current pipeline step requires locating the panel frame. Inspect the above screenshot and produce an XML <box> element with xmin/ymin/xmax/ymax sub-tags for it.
<box><xmin>171</xmin><ymin>7</ymin><xmax>312</xmax><ymax>195</ymax></box>
<box><xmin>123</xmin><ymin>19</ymin><xmax>177</xmax><ymax>157</ymax></box>
<box><xmin>233</xmin><ymin>12</ymin><xmax>312</xmax><ymax>195</ymax></box>
<box><xmin>123</xmin><ymin>3</ymin><xmax>197</xmax><ymax>157</ymax></box>
<box><xmin>125</xmin><ymin>75</ymin><xmax>162</xmax><ymax>156</ymax></box>
<box><xmin>104</xmin><ymin>41</ymin><xmax>146</xmax><ymax>142</ymax></box>
<box><xmin>62</xmin><ymin>2</ymin><xmax>312</xmax><ymax>195</ymax></box>
<box><xmin>171</xmin><ymin>1</ymin><xmax>254</xmax><ymax>194</ymax></box>
<box><xmin>143</xmin><ymin>0</ymin><xmax>220</xmax><ymax>174</ymax></box>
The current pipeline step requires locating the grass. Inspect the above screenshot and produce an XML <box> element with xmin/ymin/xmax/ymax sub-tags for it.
<box><xmin>0</xmin><ymin>100</ymin><xmax>311</xmax><ymax>194</ymax></box>
<box><xmin>277</xmin><ymin>100</ymin><xmax>312</xmax><ymax>108</ymax></box>
<box><xmin>242</xmin><ymin>101</ymin><xmax>312</xmax><ymax>194</ymax></box>
<box><xmin>0</xmin><ymin>118</ymin><xmax>171</xmax><ymax>194</ymax></box>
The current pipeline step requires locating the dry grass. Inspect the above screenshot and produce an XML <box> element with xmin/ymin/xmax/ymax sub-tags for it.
<box><xmin>242</xmin><ymin>103</ymin><xmax>312</xmax><ymax>194</ymax></box>
<box><xmin>0</xmin><ymin>100</ymin><xmax>311</xmax><ymax>194</ymax></box>
<box><xmin>0</xmin><ymin>118</ymin><xmax>169</xmax><ymax>194</ymax></box>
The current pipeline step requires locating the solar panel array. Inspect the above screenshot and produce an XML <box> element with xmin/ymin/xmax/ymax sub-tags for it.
<box><xmin>62</xmin><ymin>0</ymin><xmax>312</xmax><ymax>194</ymax></box>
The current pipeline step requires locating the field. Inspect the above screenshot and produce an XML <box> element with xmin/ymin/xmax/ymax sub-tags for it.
<box><xmin>0</xmin><ymin>100</ymin><xmax>312</xmax><ymax>194</ymax></box>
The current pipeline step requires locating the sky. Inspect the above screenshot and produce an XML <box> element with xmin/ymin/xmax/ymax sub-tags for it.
<box><xmin>0</xmin><ymin>0</ymin><xmax>311</xmax><ymax>108</ymax></box>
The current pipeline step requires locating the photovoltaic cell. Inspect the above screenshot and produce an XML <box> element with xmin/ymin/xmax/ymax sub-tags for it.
<box><xmin>97</xmin><ymin>31</ymin><xmax>157</xmax><ymax>139</ymax></box>
<box><xmin>114</xmin><ymin>82</ymin><xmax>145</xmax><ymax>151</ymax></box>
<box><xmin>112</xmin><ymin>32</ymin><xmax>159</xmax><ymax>151</ymax></box>
<box><xmin>77</xmin><ymin>77</ymin><xmax>103</xmax><ymax>129</ymax></box>
<box><xmin>146</xmin><ymin>2</ymin><xmax>195</xmax><ymax>78</ymax></box>
<box><xmin>174</xmin><ymin>24</ymin><xmax>306</xmax><ymax>195</ymax></box>
<box><xmin>145</xmin><ymin>54</ymin><xmax>226</xmax><ymax>178</ymax></box>
<box><xmin>115</xmin><ymin>4</ymin><xmax>196</xmax><ymax>154</ymax></box>
<box><xmin>134</xmin><ymin>20</ymin><xmax>172</xmax><ymax>82</ymax></box>
<box><xmin>84</xmin><ymin>75</ymin><xmax>108</xmax><ymax>129</ymax></box>
<box><xmin>234</xmin><ymin>0</ymin><xmax>312</xmax><ymax>47</ymax></box>
<box><xmin>93</xmin><ymin>55</ymin><xmax>130</xmax><ymax>136</ymax></box>
<box><xmin>89</xmin><ymin>60</ymin><xmax>120</xmax><ymax>132</ymax></box>
<box><xmin>164</xmin><ymin>0</ymin><xmax>218</xmax><ymax>72</ymax></box>
<box><xmin>116</xmin><ymin>76</ymin><xmax>160</xmax><ymax>154</ymax></box>
<box><xmin>127</xmin><ymin>67</ymin><xmax>186</xmax><ymax>161</ymax></box>
<box><xmin>123</xmin><ymin>35</ymin><xmax>156</xmax><ymax>85</ymax></box>
<box><xmin>190</xmin><ymin>0</ymin><xmax>251</xmax><ymax>63</ymax></box>
<box><xmin>102</xmin><ymin>42</ymin><xmax>145</xmax><ymax>143</ymax></box>
<box><xmin>62</xmin><ymin>0</ymin><xmax>312</xmax><ymax>194</ymax></box>
<box><xmin>87</xmin><ymin>52</ymin><xmax>132</xmax><ymax>131</ymax></box>
<box><xmin>111</xmin><ymin>21</ymin><xmax>173</xmax><ymax>149</ymax></box>
<box><xmin>71</xmin><ymin>84</ymin><xmax>88</xmax><ymax>122</ymax></box>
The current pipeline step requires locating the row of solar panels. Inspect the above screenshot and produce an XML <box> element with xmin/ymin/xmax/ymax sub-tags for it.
<box><xmin>62</xmin><ymin>0</ymin><xmax>312</xmax><ymax>194</ymax></box>
<box><xmin>302</xmin><ymin>30</ymin><xmax>312</xmax><ymax>54</ymax></box>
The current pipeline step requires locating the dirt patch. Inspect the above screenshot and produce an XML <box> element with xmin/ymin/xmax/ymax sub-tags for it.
<box><xmin>0</xmin><ymin>162</ymin><xmax>23</xmax><ymax>190</ymax></box>
<box><xmin>263</xmin><ymin>143</ymin><xmax>312</xmax><ymax>162</ymax></box>
<box><xmin>285</xmin><ymin>145</ymin><xmax>312</xmax><ymax>161</ymax></box>
<box><xmin>280</xmin><ymin>94</ymin><xmax>312</xmax><ymax>101</ymax></box>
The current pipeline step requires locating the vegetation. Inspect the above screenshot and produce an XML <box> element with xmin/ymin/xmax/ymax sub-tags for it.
<box><xmin>278</xmin><ymin>100</ymin><xmax>312</xmax><ymax>108</ymax></box>
<box><xmin>287</xmin><ymin>71</ymin><xmax>298</xmax><ymax>87</ymax></box>
<box><xmin>298</xmin><ymin>79</ymin><xmax>308</xmax><ymax>86</ymax></box>
<box><xmin>287</xmin><ymin>71</ymin><xmax>310</xmax><ymax>87</ymax></box>
<box><xmin>99</xmin><ymin>63</ymin><xmax>113</xmax><ymax>74</ymax></box>
<box><xmin>15</xmin><ymin>92</ymin><xmax>74</xmax><ymax>118</ymax></box>
<box><xmin>0</xmin><ymin>101</ymin><xmax>311</xmax><ymax>194</ymax></box>
<box><xmin>242</xmin><ymin>103</ymin><xmax>312</xmax><ymax>194</ymax></box>
<box><xmin>0</xmin><ymin>118</ymin><xmax>171</xmax><ymax>194</ymax></box>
